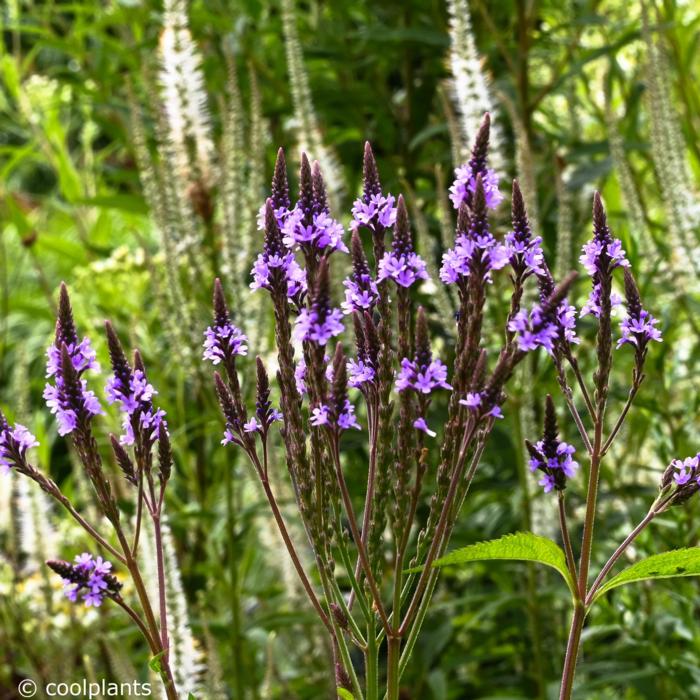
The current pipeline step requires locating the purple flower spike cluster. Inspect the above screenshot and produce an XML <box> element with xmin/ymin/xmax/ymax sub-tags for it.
<box><xmin>342</xmin><ymin>232</ymin><xmax>380</xmax><ymax>314</ymax></box>
<box><xmin>311</xmin><ymin>345</ymin><xmax>361</xmax><ymax>432</ymax></box>
<box><xmin>203</xmin><ymin>282</ymin><xmax>249</xmax><ymax>365</ymax></box>
<box><xmin>49</xmin><ymin>553</ymin><xmax>121</xmax><ymax>608</ymax></box>
<box><xmin>351</xmin><ymin>142</ymin><xmax>398</xmax><ymax>236</ymax></box>
<box><xmin>506</xmin><ymin>181</ymin><xmax>545</xmax><ymax>278</ymax></box>
<box><xmin>377</xmin><ymin>196</ymin><xmax>429</xmax><ymax>288</ymax></box>
<box><xmin>579</xmin><ymin>194</ymin><xmax>630</xmax><ymax>318</ymax></box>
<box><xmin>43</xmin><ymin>284</ymin><xmax>103</xmax><ymax>436</ymax></box>
<box><xmin>242</xmin><ymin>359</ymin><xmax>283</xmax><ymax>435</ymax></box>
<box><xmin>508</xmin><ymin>305</ymin><xmax>560</xmax><ymax>354</ymax></box>
<box><xmin>105</xmin><ymin>323</ymin><xmax>167</xmax><ymax>447</ymax></box>
<box><xmin>295</xmin><ymin>260</ymin><xmax>345</xmax><ymax>346</ymax></box>
<box><xmin>251</xmin><ymin>198</ymin><xmax>308</xmax><ymax>302</ymax></box>
<box><xmin>396</xmin><ymin>357</ymin><xmax>451</xmax><ymax>395</ymax></box>
<box><xmin>282</xmin><ymin>156</ymin><xmax>347</xmax><ymax>254</ymax></box>
<box><xmin>440</xmin><ymin>182</ymin><xmax>509</xmax><ymax>286</ymax></box>
<box><xmin>526</xmin><ymin>396</ymin><xmax>578</xmax><ymax>493</ymax></box>
<box><xmin>0</xmin><ymin>419</ymin><xmax>39</xmax><ymax>475</ymax></box>
<box><xmin>347</xmin><ymin>311</ymin><xmax>379</xmax><ymax>391</ymax></box>
<box><xmin>617</xmin><ymin>269</ymin><xmax>662</xmax><ymax>351</ymax></box>
<box><xmin>448</xmin><ymin>113</ymin><xmax>503</xmax><ymax>211</ymax></box>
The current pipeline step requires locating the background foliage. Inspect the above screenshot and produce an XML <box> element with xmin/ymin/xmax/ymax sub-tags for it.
<box><xmin>1</xmin><ymin>0</ymin><xmax>699</xmax><ymax>698</ymax></box>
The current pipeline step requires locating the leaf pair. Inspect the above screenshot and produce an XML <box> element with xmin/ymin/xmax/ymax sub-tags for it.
<box><xmin>412</xmin><ymin>531</ymin><xmax>700</xmax><ymax>605</ymax></box>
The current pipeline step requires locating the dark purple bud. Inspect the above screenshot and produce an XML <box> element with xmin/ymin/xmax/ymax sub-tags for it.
<box><xmin>330</xmin><ymin>602</ymin><xmax>349</xmax><ymax>630</ymax></box>
<box><xmin>271</xmin><ymin>147</ymin><xmax>290</xmax><ymax>210</ymax></box>
<box><xmin>468</xmin><ymin>112</ymin><xmax>491</xmax><ymax>177</ymax></box>
<box><xmin>56</xmin><ymin>282</ymin><xmax>79</xmax><ymax>348</ymax></box>
<box><xmin>133</xmin><ymin>349</ymin><xmax>146</xmax><ymax>375</ymax></box>
<box><xmin>392</xmin><ymin>195</ymin><xmax>413</xmax><ymax>257</ymax></box>
<box><xmin>311</xmin><ymin>160</ymin><xmax>328</xmax><ymax>214</ymax></box>
<box><xmin>456</xmin><ymin>202</ymin><xmax>470</xmax><ymax>236</ymax></box>
<box><xmin>298</xmin><ymin>153</ymin><xmax>314</xmax><ymax>218</ymax></box>
<box><xmin>264</xmin><ymin>198</ymin><xmax>286</xmax><ymax>260</ymax></box>
<box><xmin>362</xmin><ymin>141</ymin><xmax>382</xmax><ymax>201</ymax></box>
<box><xmin>213</xmin><ymin>278</ymin><xmax>230</xmax><ymax>327</ymax></box>
<box><xmin>362</xmin><ymin>311</ymin><xmax>380</xmax><ymax>367</ymax></box>
<box><xmin>351</xmin><ymin>231</ymin><xmax>372</xmax><ymax>280</ymax></box>
<box><xmin>352</xmin><ymin>311</ymin><xmax>367</xmax><ymax>358</ymax></box>
<box><xmin>214</xmin><ymin>372</ymin><xmax>239</xmax><ymax>427</ymax></box>
<box><xmin>105</xmin><ymin>321</ymin><xmax>132</xmax><ymax>390</ymax></box>
<box><xmin>110</xmin><ymin>434</ymin><xmax>137</xmax><ymax>485</ymax></box>
<box><xmin>415</xmin><ymin>307</ymin><xmax>430</xmax><ymax>369</ymax></box>
<box><xmin>157</xmin><ymin>423</ymin><xmax>172</xmax><ymax>483</ymax></box>
<box><xmin>542</xmin><ymin>394</ymin><xmax>558</xmax><ymax>453</ymax></box>
<box><xmin>331</xmin><ymin>343</ymin><xmax>348</xmax><ymax>421</ymax></box>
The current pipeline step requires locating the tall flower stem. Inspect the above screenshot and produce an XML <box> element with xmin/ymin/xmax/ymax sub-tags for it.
<box><xmin>386</xmin><ymin>635</ymin><xmax>402</xmax><ymax>700</ymax></box>
<box><xmin>558</xmin><ymin>602</ymin><xmax>586</xmax><ymax>700</ymax></box>
<box><xmin>365</xmin><ymin>624</ymin><xmax>379</xmax><ymax>700</ymax></box>
<box><xmin>151</xmin><ymin>514</ymin><xmax>170</xmax><ymax>662</ymax></box>
<box><xmin>558</xmin><ymin>492</ymin><xmax>577</xmax><ymax>580</ymax></box>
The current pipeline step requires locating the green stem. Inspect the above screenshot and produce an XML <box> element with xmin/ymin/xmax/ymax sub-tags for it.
<box><xmin>365</xmin><ymin>625</ymin><xmax>378</xmax><ymax>700</ymax></box>
<box><xmin>386</xmin><ymin>635</ymin><xmax>401</xmax><ymax>700</ymax></box>
<box><xmin>558</xmin><ymin>603</ymin><xmax>586</xmax><ymax>700</ymax></box>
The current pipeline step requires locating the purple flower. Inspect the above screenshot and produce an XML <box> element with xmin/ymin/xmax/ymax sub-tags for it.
<box><xmin>43</xmin><ymin>378</ymin><xmax>103</xmax><ymax>437</ymax></box>
<box><xmin>579</xmin><ymin>194</ymin><xmax>630</xmax><ymax>318</ymax></box>
<box><xmin>413</xmin><ymin>417</ymin><xmax>436</xmax><ymax>437</ymax></box>
<box><xmin>351</xmin><ymin>193</ymin><xmax>397</xmax><ymax>233</ymax></box>
<box><xmin>449</xmin><ymin>163</ymin><xmax>502</xmax><ymax>210</ymax></box>
<box><xmin>534</xmin><ymin>270</ymin><xmax>579</xmax><ymax>347</ymax></box>
<box><xmin>526</xmin><ymin>396</ymin><xmax>578</xmax><ymax>493</ymax></box>
<box><xmin>282</xmin><ymin>208</ymin><xmax>348</xmax><ymax>253</ymax></box>
<box><xmin>342</xmin><ymin>231</ymin><xmax>379</xmax><ymax>314</ymax></box>
<box><xmin>48</xmin><ymin>553</ymin><xmax>121</xmax><ymax>608</ymax></box>
<box><xmin>0</xmin><ymin>421</ymin><xmax>39</xmax><ymax>475</ymax></box>
<box><xmin>347</xmin><ymin>358</ymin><xmax>375</xmax><ymax>388</ymax></box>
<box><xmin>440</xmin><ymin>179</ymin><xmax>508</xmax><ymax>286</ymax></box>
<box><xmin>617</xmin><ymin>308</ymin><xmax>662</xmax><ymax>349</ymax></box>
<box><xmin>396</xmin><ymin>357</ymin><xmax>451</xmax><ymax>394</ymax></box>
<box><xmin>294</xmin><ymin>307</ymin><xmax>344</xmax><ymax>346</ymax></box>
<box><xmin>202</xmin><ymin>323</ymin><xmax>248</xmax><ymax>365</ymax></box>
<box><xmin>310</xmin><ymin>401</ymin><xmax>360</xmax><ymax>431</ymax></box>
<box><xmin>46</xmin><ymin>337</ymin><xmax>99</xmax><ymax>378</ymax></box>
<box><xmin>377</xmin><ymin>195</ymin><xmax>429</xmax><ymax>288</ymax></box>
<box><xmin>294</xmin><ymin>260</ymin><xmax>344</xmax><ymax>346</ymax></box>
<box><xmin>506</xmin><ymin>181</ymin><xmax>545</xmax><ymax>277</ymax></box>
<box><xmin>459</xmin><ymin>392</ymin><xmax>504</xmax><ymax>419</ymax></box>
<box><xmin>671</xmin><ymin>456</ymin><xmax>700</xmax><ymax>486</ymax></box>
<box><xmin>508</xmin><ymin>306</ymin><xmax>560</xmax><ymax>354</ymax></box>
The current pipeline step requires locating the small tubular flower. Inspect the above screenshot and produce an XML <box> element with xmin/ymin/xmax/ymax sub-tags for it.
<box><xmin>47</xmin><ymin>553</ymin><xmax>121</xmax><ymax>608</ymax></box>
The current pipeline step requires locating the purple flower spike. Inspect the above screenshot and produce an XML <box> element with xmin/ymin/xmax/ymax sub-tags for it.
<box><xmin>579</xmin><ymin>193</ymin><xmax>630</xmax><ymax>318</ymax></box>
<box><xmin>526</xmin><ymin>396</ymin><xmax>578</xmax><ymax>493</ymax></box>
<box><xmin>617</xmin><ymin>269</ymin><xmax>662</xmax><ymax>351</ymax></box>
<box><xmin>47</xmin><ymin>553</ymin><xmax>121</xmax><ymax>608</ymax></box>
<box><xmin>508</xmin><ymin>306</ymin><xmax>560</xmax><ymax>355</ymax></box>
<box><xmin>377</xmin><ymin>195</ymin><xmax>429</xmax><ymax>288</ymax></box>
<box><xmin>448</xmin><ymin>114</ymin><xmax>503</xmax><ymax>211</ymax></box>
<box><xmin>294</xmin><ymin>259</ymin><xmax>344</xmax><ymax>346</ymax></box>
<box><xmin>342</xmin><ymin>232</ymin><xmax>379</xmax><ymax>314</ymax></box>
<box><xmin>396</xmin><ymin>357</ymin><xmax>451</xmax><ymax>394</ymax></box>
<box><xmin>203</xmin><ymin>281</ymin><xmax>248</xmax><ymax>365</ymax></box>
<box><xmin>0</xmin><ymin>417</ymin><xmax>39</xmax><ymax>475</ymax></box>
<box><xmin>506</xmin><ymin>181</ymin><xmax>545</xmax><ymax>278</ymax></box>
<box><xmin>440</xmin><ymin>179</ymin><xmax>508</xmax><ymax>286</ymax></box>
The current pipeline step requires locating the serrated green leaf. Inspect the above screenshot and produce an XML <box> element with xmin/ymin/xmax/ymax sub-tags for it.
<box><xmin>337</xmin><ymin>689</ymin><xmax>354</xmax><ymax>700</ymax></box>
<box><xmin>420</xmin><ymin>532</ymin><xmax>576</xmax><ymax>596</ymax></box>
<box><xmin>593</xmin><ymin>548</ymin><xmax>700</xmax><ymax>602</ymax></box>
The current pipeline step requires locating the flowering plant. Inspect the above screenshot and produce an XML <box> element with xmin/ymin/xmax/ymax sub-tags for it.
<box><xmin>205</xmin><ymin>115</ymin><xmax>579</xmax><ymax>699</ymax></box>
<box><xmin>1</xmin><ymin>286</ymin><xmax>178</xmax><ymax>699</ymax></box>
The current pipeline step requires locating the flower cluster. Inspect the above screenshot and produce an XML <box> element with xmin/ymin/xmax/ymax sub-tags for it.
<box><xmin>351</xmin><ymin>142</ymin><xmax>398</xmax><ymax>235</ymax></box>
<box><xmin>105</xmin><ymin>323</ymin><xmax>167</xmax><ymax>447</ymax></box>
<box><xmin>579</xmin><ymin>194</ymin><xmax>630</xmax><ymax>318</ymax></box>
<box><xmin>377</xmin><ymin>196</ymin><xmax>429</xmax><ymax>288</ymax></box>
<box><xmin>311</xmin><ymin>345</ymin><xmax>361</xmax><ymax>432</ymax></box>
<box><xmin>203</xmin><ymin>281</ymin><xmax>249</xmax><ymax>365</ymax></box>
<box><xmin>342</xmin><ymin>232</ymin><xmax>380</xmax><ymax>314</ymax></box>
<box><xmin>243</xmin><ymin>359</ymin><xmax>283</xmax><ymax>435</ymax></box>
<box><xmin>48</xmin><ymin>553</ymin><xmax>121</xmax><ymax>608</ymax></box>
<box><xmin>347</xmin><ymin>311</ymin><xmax>379</xmax><ymax>391</ymax></box>
<box><xmin>440</xmin><ymin>181</ymin><xmax>509</xmax><ymax>286</ymax></box>
<box><xmin>459</xmin><ymin>392</ymin><xmax>504</xmax><ymax>420</ymax></box>
<box><xmin>505</xmin><ymin>181</ymin><xmax>545</xmax><ymax>278</ymax></box>
<box><xmin>43</xmin><ymin>285</ymin><xmax>103</xmax><ymax>436</ymax></box>
<box><xmin>448</xmin><ymin>114</ymin><xmax>503</xmax><ymax>211</ymax></box>
<box><xmin>660</xmin><ymin>453</ymin><xmax>700</xmax><ymax>506</ymax></box>
<box><xmin>251</xmin><ymin>199</ymin><xmax>308</xmax><ymax>302</ymax></box>
<box><xmin>295</xmin><ymin>260</ymin><xmax>345</xmax><ymax>346</ymax></box>
<box><xmin>396</xmin><ymin>357</ymin><xmax>451</xmax><ymax>395</ymax></box>
<box><xmin>0</xmin><ymin>418</ymin><xmax>39</xmax><ymax>475</ymax></box>
<box><xmin>508</xmin><ymin>305</ymin><xmax>560</xmax><ymax>354</ymax></box>
<box><xmin>526</xmin><ymin>396</ymin><xmax>578</xmax><ymax>493</ymax></box>
<box><xmin>617</xmin><ymin>270</ymin><xmax>662</xmax><ymax>351</ymax></box>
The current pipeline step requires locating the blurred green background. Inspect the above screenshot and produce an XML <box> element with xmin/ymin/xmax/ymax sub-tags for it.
<box><xmin>1</xmin><ymin>0</ymin><xmax>699</xmax><ymax>698</ymax></box>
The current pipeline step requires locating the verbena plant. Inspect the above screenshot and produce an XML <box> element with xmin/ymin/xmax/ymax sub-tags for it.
<box><xmin>0</xmin><ymin>286</ymin><xmax>179</xmax><ymax>698</ymax></box>
<box><xmin>203</xmin><ymin>115</ymin><xmax>581</xmax><ymax>700</ymax></box>
<box><xmin>3</xmin><ymin>112</ymin><xmax>697</xmax><ymax>699</ymax></box>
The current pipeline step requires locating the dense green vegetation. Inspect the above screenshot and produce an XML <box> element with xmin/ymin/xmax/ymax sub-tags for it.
<box><xmin>1</xmin><ymin>0</ymin><xmax>699</xmax><ymax>698</ymax></box>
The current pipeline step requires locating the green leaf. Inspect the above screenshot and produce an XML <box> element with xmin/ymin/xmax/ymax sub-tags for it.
<box><xmin>337</xmin><ymin>689</ymin><xmax>354</xmax><ymax>700</ymax></box>
<box><xmin>593</xmin><ymin>548</ymin><xmax>700</xmax><ymax>602</ymax></box>
<box><xmin>149</xmin><ymin>650</ymin><xmax>165</xmax><ymax>673</ymax></box>
<box><xmin>422</xmin><ymin>532</ymin><xmax>576</xmax><ymax>596</ymax></box>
